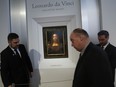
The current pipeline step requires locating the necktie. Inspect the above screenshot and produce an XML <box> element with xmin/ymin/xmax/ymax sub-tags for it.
<box><xmin>14</xmin><ymin>49</ymin><xmax>20</xmax><ymax>57</ymax></box>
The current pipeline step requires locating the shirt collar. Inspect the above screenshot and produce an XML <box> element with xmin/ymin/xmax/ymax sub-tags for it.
<box><xmin>9</xmin><ymin>46</ymin><xmax>15</xmax><ymax>51</ymax></box>
<box><xmin>9</xmin><ymin>46</ymin><xmax>19</xmax><ymax>52</ymax></box>
<box><xmin>81</xmin><ymin>41</ymin><xmax>90</xmax><ymax>56</ymax></box>
<box><xmin>102</xmin><ymin>42</ymin><xmax>109</xmax><ymax>50</ymax></box>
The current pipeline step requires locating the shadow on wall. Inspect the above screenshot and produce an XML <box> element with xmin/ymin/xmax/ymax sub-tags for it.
<box><xmin>0</xmin><ymin>53</ymin><xmax>1</xmax><ymax>72</ymax></box>
<box><xmin>29</xmin><ymin>49</ymin><xmax>41</xmax><ymax>87</ymax></box>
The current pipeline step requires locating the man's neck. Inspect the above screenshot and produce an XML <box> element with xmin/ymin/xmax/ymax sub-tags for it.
<box><xmin>81</xmin><ymin>39</ymin><xmax>90</xmax><ymax>56</ymax></box>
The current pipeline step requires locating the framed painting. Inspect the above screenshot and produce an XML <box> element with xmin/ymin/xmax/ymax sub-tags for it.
<box><xmin>43</xmin><ymin>26</ymin><xmax>68</xmax><ymax>58</ymax></box>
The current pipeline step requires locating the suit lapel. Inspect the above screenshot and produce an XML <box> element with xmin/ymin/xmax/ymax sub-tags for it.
<box><xmin>7</xmin><ymin>46</ymin><xmax>16</xmax><ymax>56</ymax></box>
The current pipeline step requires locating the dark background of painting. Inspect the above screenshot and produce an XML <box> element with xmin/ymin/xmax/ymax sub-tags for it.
<box><xmin>43</xmin><ymin>26</ymin><xmax>68</xmax><ymax>58</ymax></box>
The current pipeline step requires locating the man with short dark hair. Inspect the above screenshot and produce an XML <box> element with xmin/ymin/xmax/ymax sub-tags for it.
<box><xmin>70</xmin><ymin>28</ymin><xmax>113</xmax><ymax>87</ymax></box>
<box><xmin>1</xmin><ymin>33</ymin><xmax>33</xmax><ymax>87</ymax></box>
<box><xmin>97</xmin><ymin>30</ymin><xmax>116</xmax><ymax>87</ymax></box>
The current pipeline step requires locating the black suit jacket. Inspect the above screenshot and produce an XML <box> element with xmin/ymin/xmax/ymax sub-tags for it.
<box><xmin>73</xmin><ymin>42</ymin><xmax>113</xmax><ymax>87</ymax></box>
<box><xmin>97</xmin><ymin>43</ymin><xmax>116</xmax><ymax>82</ymax></box>
<box><xmin>1</xmin><ymin>44</ymin><xmax>33</xmax><ymax>87</ymax></box>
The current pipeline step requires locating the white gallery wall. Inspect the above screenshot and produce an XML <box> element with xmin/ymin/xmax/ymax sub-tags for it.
<box><xmin>0</xmin><ymin>0</ymin><xmax>116</xmax><ymax>87</ymax></box>
<box><xmin>10</xmin><ymin>0</ymin><xmax>28</xmax><ymax>48</ymax></box>
<box><xmin>26</xmin><ymin>0</ymin><xmax>81</xmax><ymax>87</ymax></box>
<box><xmin>100</xmin><ymin>0</ymin><xmax>116</xmax><ymax>46</ymax></box>
<box><xmin>0</xmin><ymin>0</ymin><xmax>10</xmax><ymax>52</ymax></box>
<box><xmin>0</xmin><ymin>1</ymin><xmax>10</xmax><ymax>87</ymax></box>
<box><xmin>81</xmin><ymin>0</ymin><xmax>100</xmax><ymax>43</ymax></box>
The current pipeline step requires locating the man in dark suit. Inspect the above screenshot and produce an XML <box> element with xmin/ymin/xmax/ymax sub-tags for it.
<box><xmin>70</xmin><ymin>28</ymin><xmax>113</xmax><ymax>87</ymax></box>
<box><xmin>1</xmin><ymin>33</ymin><xmax>33</xmax><ymax>87</ymax></box>
<box><xmin>97</xmin><ymin>30</ymin><xmax>116</xmax><ymax>87</ymax></box>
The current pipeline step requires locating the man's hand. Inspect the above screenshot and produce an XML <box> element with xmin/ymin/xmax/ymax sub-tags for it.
<box><xmin>8</xmin><ymin>85</ymin><xmax>12</xmax><ymax>87</ymax></box>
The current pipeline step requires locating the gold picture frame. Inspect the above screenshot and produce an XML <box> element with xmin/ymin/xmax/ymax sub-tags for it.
<box><xmin>43</xmin><ymin>26</ymin><xmax>68</xmax><ymax>58</ymax></box>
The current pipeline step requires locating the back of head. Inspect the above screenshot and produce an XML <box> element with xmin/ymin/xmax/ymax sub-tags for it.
<box><xmin>73</xmin><ymin>28</ymin><xmax>89</xmax><ymax>38</ymax></box>
<box><xmin>8</xmin><ymin>33</ymin><xmax>19</xmax><ymax>41</ymax></box>
<box><xmin>98</xmin><ymin>30</ymin><xmax>109</xmax><ymax>38</ymax></box>
<box><xmin>70</xmin><ymin>28</ymin><xmax>90</xmax><ymax>52</ymax></box>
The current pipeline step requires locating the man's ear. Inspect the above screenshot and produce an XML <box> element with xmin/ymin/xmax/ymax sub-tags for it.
<box><xmin>80</xmin><ymin>35</ymin><xmax>85</xmax><ymax>41</ymax></box>
<box><xmin>8</xmin><ymin>40</ymin><xmax>11</xmax><ymax>45</ymax></box>
<box><xmin>80</xmin><ymin>37</ymin><xmax>83</xmax><ymax>41</ymax></box>
<box><xmin>8</xmin><ymin>40</ymin><xmax>10</xmax><ymax>43</ymax></box>
<box><xmin>107</xmin><ymin>36</ymin><xmax>109</xmax><ymax>39</ymax></box>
